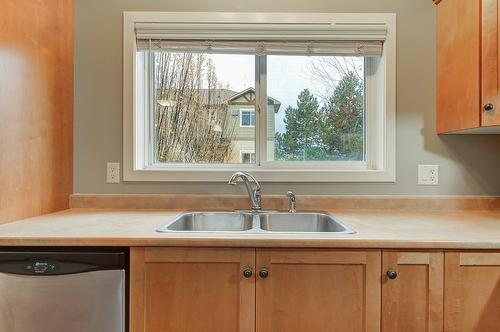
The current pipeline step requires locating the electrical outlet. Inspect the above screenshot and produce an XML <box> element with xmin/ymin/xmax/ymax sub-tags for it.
<box><xmin>418</xmin><ymin>164</ymin><xmax>439</xmax><ymax>185</ymax></box>
<box><xmin>106</xmin><ymin>162</ymin><xmax>120</xmax><ymax>183</ymax></box>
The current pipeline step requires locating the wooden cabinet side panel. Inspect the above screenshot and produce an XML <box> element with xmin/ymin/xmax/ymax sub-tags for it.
<box><xmin>437</xmin><ymin>0</ymin><xmax>481</xmax><ymax>133</ymax></box>
<box><xmin>0</xmin><ymin>0</ymin><xmax>73</xmax><ymax>223</ymax></box>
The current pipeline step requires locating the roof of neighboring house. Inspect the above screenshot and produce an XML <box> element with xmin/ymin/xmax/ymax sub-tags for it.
<box><xmin>197</xmin><ymin>88</ymin><xmax>237</xmax><ymax>105</ymax></box>
<box><xmin>226</xmin><ymin>87</ymin><xmax>281</xmax><ymax>113</ymax></box>
<box><xmin>158</xmin><ymin>88</ymin><xmax>281</xmax><ymax>113</ymax></box>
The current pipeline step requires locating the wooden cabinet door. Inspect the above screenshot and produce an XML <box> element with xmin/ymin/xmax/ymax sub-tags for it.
<box><xmin>382</xmin><ymin>251</ymin><xmax>444</xmax><ymax>332</ymax></box>
<box><xmin>444</xmin><ymin>252</ymin><xmax>500</xmax><ymax>331</ymax></box>
<box><xmin>481</xmin><ymin>0</ymin><xmax>500</xmax><ymax>127</ymax></box>
<box><xmin>256</xmin><ymin>249</ymin><xmax>381</xmax><ymax>332</ymax></box>
<box><xmin>437</xmin><ymin>0</ymin><xmax>481</xmax><ymax>133</ymax></box>
<box><xmin>130</xmin><ymin>247</ymin><xmax>255</xmax><ymax>332</ymax></box>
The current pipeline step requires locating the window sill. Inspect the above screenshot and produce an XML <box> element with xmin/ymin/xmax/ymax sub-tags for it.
<box><xmin>123</xmin><ymin>167</ymin><xmax>396</xmax><ymax>182</ymax></box>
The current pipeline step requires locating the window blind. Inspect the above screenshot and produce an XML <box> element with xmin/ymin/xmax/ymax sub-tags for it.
<box><xmin>135</xmin><ymin>22</ymin><xmax>386</xmax><ymax>56</ymax></box>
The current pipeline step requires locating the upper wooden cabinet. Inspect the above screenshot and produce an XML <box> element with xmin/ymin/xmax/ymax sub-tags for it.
<box><xmin>382</xmin><ymin>251</ymin><xmax>444</xmax><ymax>332</ymax></box>
<box><xmin>444</xmin><ymin>252</ymin><xmax>500</xmax><ymax>331</ymax></box>
<box><xmin>437</xmin><ymin>0</ymin><xmax>500</xmax><ymax>133</ymax></box>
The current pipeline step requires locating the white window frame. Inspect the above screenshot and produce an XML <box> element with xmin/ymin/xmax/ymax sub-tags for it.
<box><xmin>123</xmin><ymin>12</ymin><xmax>396</xmax><ymax>182</ymax></box>
<box><xmin>240</xmin><ymin>109</ymin><xmax>256</xmax><ymax>128</ymax></box>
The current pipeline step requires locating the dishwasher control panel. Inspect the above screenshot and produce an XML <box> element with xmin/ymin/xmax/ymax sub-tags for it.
<box><xmin>0</xmin><ymin>251</ymin><xmax>125</xmax><ymax>276</ymax></box>
<box><xmin>0</xmin><ymin>258</ymin><xmax>96</xmax><ymax>275</ymax></box>
<box><xmin>25</xmin><ymin>260</ymin><xmax>59</xmax><ymax>274</ymax></box>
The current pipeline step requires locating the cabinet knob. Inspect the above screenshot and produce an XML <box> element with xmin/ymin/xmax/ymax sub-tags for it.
<box><xmin>242</xmin><ymin>268</ymin><xmax>253</xmax><ymax>278</ymax></box>
<box><xmin>386</xmin><ymin>269</ymin><xmax>398</xmax><ymax>279</ymax></box>
<box><xmin>259</xmin><ymin>268</ymin><xmax>269</xmax><ymax>279</ymax></box>
<box><xmin>484</xmin><ymin>103</ymin><xmax>494</xmax><ymax>112</ymax></box>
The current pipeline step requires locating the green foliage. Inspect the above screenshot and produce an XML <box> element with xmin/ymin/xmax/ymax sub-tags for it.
<box><xmin>320</xmin><ymin>71</ymin><xmax>364</xmax><ymax>160</ymax></box>
<box><xmin>275</xmin><ymin>71</ymin><xmax>364</xmax><ymax>161</ymax></box>
<box><xmin>275</xmin><ymin>89</ymin><xmax>322</xmax><ymax>161</ymax></box>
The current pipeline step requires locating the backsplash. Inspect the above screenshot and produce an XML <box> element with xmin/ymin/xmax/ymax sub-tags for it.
<box><xmin>70</xmin><ymin>194</ymin><xmax>500</xmax><ymax>211</ymax></box>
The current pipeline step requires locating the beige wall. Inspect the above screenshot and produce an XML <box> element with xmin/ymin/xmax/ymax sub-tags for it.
<box><xmin>74</xmin><ymin>0</ymin><xmax>500</xmax><ymax>195</ymax></box>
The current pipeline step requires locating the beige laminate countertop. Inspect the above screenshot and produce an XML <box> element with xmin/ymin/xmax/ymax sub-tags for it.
<box><xmin>0</xmin><ymin>208</ymin><xmax>499</xmax><ymax>249</ymax></box>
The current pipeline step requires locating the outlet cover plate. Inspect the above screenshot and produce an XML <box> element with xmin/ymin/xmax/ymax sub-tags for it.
<box><xmin>418</xmin><ymin>164</ymin><xmax>439</xmax><ymax>185</ymax></box>
<box><xmin>106</xmin><ymin>162</ymin><xmax>120</xmax><ymax>183</ymax></box>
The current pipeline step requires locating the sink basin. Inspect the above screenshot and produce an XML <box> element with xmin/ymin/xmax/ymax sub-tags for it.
<box><xmin>158</xmin><ymin>212</ymin><xmax>254</xmax><ymax>232</ymax></box>
<box><xmin>158</xmin><ymin>211</ymin><xmax>354</xmax><ymax>234</ymax></box>
<box><xmin>259</xmin><ymin>212</ymin><xmax>354</xmax><ymax>233</ymax></box>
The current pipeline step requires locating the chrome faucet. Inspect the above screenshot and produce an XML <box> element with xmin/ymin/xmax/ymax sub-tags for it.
<box><xmin>286</xmin><ymin>191</ymin><xmax>296</xmax><ymax>213</ymax></box>
<box><xmin>228</xmin><ymin>172</ymin><xmax>262</xmax><ymax>211</ymax></box>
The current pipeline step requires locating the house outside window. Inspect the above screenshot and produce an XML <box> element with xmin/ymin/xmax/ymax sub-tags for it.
<box><xmin>123</xmin><ymin>12</ymin><xmax>396</xmax><ymax>182</ymax></box>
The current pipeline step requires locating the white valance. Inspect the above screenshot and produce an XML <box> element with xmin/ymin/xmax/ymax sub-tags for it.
<box><xmin>134</xmin><ymin>21</ymin><xmax>386</xmax><ymax>56</ymax></box>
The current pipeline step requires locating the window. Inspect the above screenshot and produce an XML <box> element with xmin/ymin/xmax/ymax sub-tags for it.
<box><xmin>151</xmin><ymin>52</ymin><xmax>255</xmax><ymax>165</ymax></box>
<box><xmin>241</xmin><ymin>151</ymin><xmax>256</xmax><ymax>164</ymax></box>
<box><xmin>268</xmin><ymin>55</ymin><xmax>365</xmax><ymax>162</ymax></box>
<box><xmin>240</xmin><ymin>109</ymin><xmax>256</xmax><ymax>127</ymax></box>
<box><xmin>124</xmin><ymin>12</ymin><xmax>396</xmax><ymax>182</ymax></box>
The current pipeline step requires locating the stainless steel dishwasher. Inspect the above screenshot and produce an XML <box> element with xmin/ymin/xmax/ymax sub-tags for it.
<box><xmin>0</xmin><ymin>250</ymin><xmax>126</xmax><ymax>332</ymax></box>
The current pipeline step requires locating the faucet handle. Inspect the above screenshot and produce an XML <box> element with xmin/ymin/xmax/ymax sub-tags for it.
<box><xmin>286</xmin><ymin>191</ymin><xmax>296</xmax><ymax>213</ymax></box>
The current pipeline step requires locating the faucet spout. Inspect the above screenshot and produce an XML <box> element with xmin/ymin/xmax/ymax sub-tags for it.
<box><xmin>228</xmin><ymin>172</ymin><xmax>262</xmax><ymax>211</ymax></box>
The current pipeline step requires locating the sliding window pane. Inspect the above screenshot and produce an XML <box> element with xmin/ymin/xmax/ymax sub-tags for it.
<box><xmin>152</xmin><ymin>52</ymin><xmax>255</xmax><ymax>164</ymax></box>
<box><xmin>267</xmin><ymin>55</ymin><xmax>365</xmax><ymax>162</ymax></box>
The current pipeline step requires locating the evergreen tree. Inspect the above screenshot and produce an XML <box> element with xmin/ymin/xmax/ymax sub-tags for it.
<box><xmin>275</xmin><ymin>72</ymin><xmax>364</xmax><ymax>161</ymax></box>
<box><xmin>276</xmin><ymin>89</ymin><xmax>322</xmax><ymax>160</ymax></box>
<box><xmin>320</xmin><ymin>71</ymin><xmax>364</xmax><ymax>160</ymax></box>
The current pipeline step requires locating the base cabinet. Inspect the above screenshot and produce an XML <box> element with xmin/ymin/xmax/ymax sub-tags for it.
<box><xmin>130</xmin><ymin>248</ymin><xmax>381</xmax><ymax>332</ymax></box>
<box><xmin>256</xmin><ymin>249</ymin><xmax>381</xmax><ymax>332</ymax></box>
<box><xmin>444</xmin><ymin>252</ymin><xmax>500</xmax><ymax>331</ymax></box>
<box><xmin>130</xmin><ymin>247</ymin><xmax>255</xmax><ymax>332</ymax></box>
<box><xmin>130</xmin><ymin>248</ymin><xmax>500</xmax><ymax>332</ymax></box>
<box><xmin>382</xmin><ymin>251</ymin><xmax>444</xmax><ymax>332</ymax></box>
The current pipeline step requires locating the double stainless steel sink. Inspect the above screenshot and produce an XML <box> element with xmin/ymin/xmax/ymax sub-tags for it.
<box><xmin>157</xmin><ymin>211</ymin><xmax>354</xmax><ymax>234</ymax></box>
<box><xmin>159</xmin><ymin>172</ymin><xmax>355</xmax><ymax>234</ymax></box>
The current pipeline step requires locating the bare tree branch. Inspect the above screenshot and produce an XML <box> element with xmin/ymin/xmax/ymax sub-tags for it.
<box><xmin>308</xmin><ymin>56</ymin><xmax>364</xmax><ymax>101</ymax></box>
<box><xmin>154</xmin><ymin>52</ymin><xmax>235</xmax><ymax>163</ymax></box>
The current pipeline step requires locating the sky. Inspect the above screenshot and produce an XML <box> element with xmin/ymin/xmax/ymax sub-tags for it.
<box><xmin>208</xmin><ymin>54</ymin><xmax>364</xmax><ymax>133</ymax></box>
